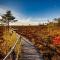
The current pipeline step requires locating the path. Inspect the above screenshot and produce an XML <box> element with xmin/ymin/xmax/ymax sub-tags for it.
<box><xmin>19</xmin><ymin>36</ymin><xmax>44</xmax><ymax>60</ymax></box>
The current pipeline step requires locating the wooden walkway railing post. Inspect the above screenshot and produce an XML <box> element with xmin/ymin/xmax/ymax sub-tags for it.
<box><xmin>16</xmin><ymin>35</ymin><xmax>22</xmax><ymax>60</ymax></box>
<box><xmin>3</xmin><ymin>33</ymin><xmax>21</xmax><ymax>60</ymax></box>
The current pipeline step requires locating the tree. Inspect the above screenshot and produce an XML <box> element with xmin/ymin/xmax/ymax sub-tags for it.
<box><xmin>1</xmin><ymin>10</ymin><xmax>17</xmax><ymax>30</ymax></box>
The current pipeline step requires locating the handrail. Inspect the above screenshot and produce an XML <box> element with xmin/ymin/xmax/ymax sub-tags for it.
<box><xmin>3</xmin><ymin>33</ymin><xmax>20</xmax><ymax>60</ymax></box>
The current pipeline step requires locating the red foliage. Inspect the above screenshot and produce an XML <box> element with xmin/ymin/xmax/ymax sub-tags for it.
<box><xmin>53</xmin><ymin>36</ymin><xmax>60</xmax><ymax>45</ymax></box>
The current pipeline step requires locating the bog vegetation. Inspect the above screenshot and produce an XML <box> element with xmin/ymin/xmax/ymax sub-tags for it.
<box><xmin>0</xmin><ymin>11</ymin><xmax>60</xmax><ymax>60</ymax></box>
<box><xmin>12</xmin><ymin>18</ymin><xmax>60</xmax><ymax>60</ymax></box>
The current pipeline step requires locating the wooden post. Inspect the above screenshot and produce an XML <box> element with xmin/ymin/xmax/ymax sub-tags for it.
<box><xmin>16</xmin><ymin>36</ymin><xmax>22</xmax><ymax>60</ymax></box>
<box><xmin>32</xmin><ymin>38</ymin><xmax>35</xmax><ymax>45</ymax></box>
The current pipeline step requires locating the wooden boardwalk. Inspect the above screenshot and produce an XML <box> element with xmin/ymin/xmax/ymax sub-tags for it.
<box><xmin>2</xmin><ymin>30</ymin><xmax>44</xmax><ymax>60</ymax></box>
<box><xmin>19</xmin><ymin>37</ymin><xmax>44</xmax><ymax>60</ymax></box>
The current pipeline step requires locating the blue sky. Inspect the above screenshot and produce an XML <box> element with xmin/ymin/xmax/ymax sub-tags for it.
<box><xmin>0</xmin><ymin>0</ymin><xmax>60</xmax><ymax>23</ymax></box>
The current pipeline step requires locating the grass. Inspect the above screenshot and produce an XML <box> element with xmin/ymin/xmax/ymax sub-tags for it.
<box><xmin>0</xmin><ymin>28</ymin><xmax>21</xmax><ymax>57</ymax></box>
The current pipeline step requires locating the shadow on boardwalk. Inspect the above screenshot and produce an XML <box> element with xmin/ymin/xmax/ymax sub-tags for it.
<box><xmin>19</xmin><ymin>36</ymin><xmax>44</xmax><ymax>60</ymax></box>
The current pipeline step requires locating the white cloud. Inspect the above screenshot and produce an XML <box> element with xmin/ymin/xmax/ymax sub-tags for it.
<box><xmin>0</xmin><ymin>16</ymin><xmax>2</xmax><ymax>19</ymax></box>
<box><xmin>10</xmin><ymin>19</ymin><xmax>39</xmax><ymax>26</ymax></box>
<box><xmin>0</xmin><ymin>6</ymin><xmax>52</xmax><ymax>26</ymax></box>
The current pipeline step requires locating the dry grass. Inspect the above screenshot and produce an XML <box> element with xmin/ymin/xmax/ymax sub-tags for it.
<box><xmin>0</xmin><ymin>27</ymin><xmax>20</xmax><ymax>57</ymax></box>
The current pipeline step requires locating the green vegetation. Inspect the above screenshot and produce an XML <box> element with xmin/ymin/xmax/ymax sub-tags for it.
<box><xmin>0</xmin><ymin>10</ymin><xmax>17</xmax><ymax>30</ymax></box>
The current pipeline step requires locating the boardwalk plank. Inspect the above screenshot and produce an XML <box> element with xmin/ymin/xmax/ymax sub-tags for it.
<box><xmin>20</xmin><ymin>37</ymin><xmax>44</xmax><ymax>60</ymax></box>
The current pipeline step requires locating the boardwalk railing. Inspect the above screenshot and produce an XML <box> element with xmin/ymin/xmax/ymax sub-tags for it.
<box><xmin>2</xmin><ymin>27</ymin><xmax>43</xmax><ymax>60</ymax></box>
<box><xmin>3</xmin><ymin>33</ymin><xmax>21</xmax><ymax>60</ymax></box>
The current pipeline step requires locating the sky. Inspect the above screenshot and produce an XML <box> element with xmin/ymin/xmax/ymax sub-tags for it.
<box><xmin>0</xmin><ymin>0</ymin><xmax>60</xmax><ymax>25</ymax></box>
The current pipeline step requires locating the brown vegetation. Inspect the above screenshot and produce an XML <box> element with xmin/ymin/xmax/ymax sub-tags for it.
<box><xmin>0</xmin><ymin>18</ymin><xmax>60</xmax><ymax>60</ymax></box>
<box><xmin>11</xmin><ymin>20</ymin><xmax>60</xmax><ymax>60</ymax></box>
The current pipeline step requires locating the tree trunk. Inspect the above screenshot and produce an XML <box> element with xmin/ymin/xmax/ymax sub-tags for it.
<box><xmin>8</xmin><ymin>20</ymin><xmax>9</xmax><ymax>31</ymax></box>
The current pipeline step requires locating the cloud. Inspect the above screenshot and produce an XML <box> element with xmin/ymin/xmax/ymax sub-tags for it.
<box><xmin>0</xmin><ymin>6</ymin><xmax>52</xmax><ymax>25</ymax></box>
<box><xmin>10</xmin><ymin>19</ymin><xmax>39</xmax><ymax>26</ymax></box>
<box><xmin>0</xmin><ymin>6</ymin><xmax>39</xmax><ymax>25</ymax></box>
